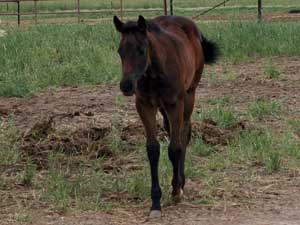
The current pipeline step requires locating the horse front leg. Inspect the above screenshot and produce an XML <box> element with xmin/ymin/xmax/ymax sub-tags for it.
<box><xmin>136</xmin><ymin>98</ymin><xmax>162</xmax><ymax>218</ymax></box>
<box><xmin>164</xmin><ymin>99</ymin><xmax>185</xmax><ymax>201</ymax></box>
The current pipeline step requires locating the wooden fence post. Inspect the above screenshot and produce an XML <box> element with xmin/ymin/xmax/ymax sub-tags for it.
<box><xmin>77</xmin><ymin>0</ymin><xmax>80</xmax><ymax>23</ymax></box>
<box><xmin>34</xmin><ymin>0</ymin><xmax>37</xmax><ymax>24</ymax></box>
<box><xmin>120</xmin><ymin>0</ymin><xmax>123</xmax><ymax>20</ymax></box>
<box><xmin>258</xmin><ymin>0</ymin><xmax>262</xmax><ymax>20</ymax></box>
<box><xmin>163</xmin><ymin>0</ymin><xmax>167</xmax><ymax>15</ymax></box>
<box><xmin>17</xmin><ymin>0</ymin><xmax>20</xmax><ymax>26</ymax></box>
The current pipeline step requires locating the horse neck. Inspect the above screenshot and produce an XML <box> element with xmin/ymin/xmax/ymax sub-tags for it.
<box><xmin>147</xmin><ymin>32</ymin><xmax>167</xmax><ymax>77</ymax></box>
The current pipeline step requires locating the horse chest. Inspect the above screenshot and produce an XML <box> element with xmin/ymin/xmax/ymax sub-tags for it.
<box><xmin>136</xmin><ymin>75</ymin><xmax>178</xmax><ymax>104</ymax></box>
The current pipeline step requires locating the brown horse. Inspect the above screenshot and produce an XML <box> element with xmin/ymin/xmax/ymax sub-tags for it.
<box><xmin>113</xmin><ymin>15</ymin><xmax>218</xmax><ymax>218</ymax></box>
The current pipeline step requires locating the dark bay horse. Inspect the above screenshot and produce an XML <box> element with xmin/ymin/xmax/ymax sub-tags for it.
<box><xmin>113</xmin><ymin>15</ymin><xmax>218</xmax><ymax>218</ymax></box>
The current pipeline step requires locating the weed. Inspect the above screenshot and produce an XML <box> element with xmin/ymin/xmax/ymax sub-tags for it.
<box><xmin>115</xmin><ymin>94</ymin><xmax>125</xmax><ymax>107</ymax></box>
<box><xmin>196</xmin><ymin>103</ymin><xmax>239</xmax><ymax>128</ymax></box>
<box><xmin>265</xmin><ymin>152</ymin><xmax>281</xmax><ymax>173</ymax></box>
<box><xmin>224</xmin><ymin>70</ymin><xmax>237</xmax><ymax>82</ymax></box>
<box><xmin>108</xmin><ymin>113</ymin><xmax>122</xmax><ymax>153</ymax></box>
<box><xmin>205</xmin><ymin>71</ymin><xmax>219</xmax><ymax>84</ymax></box>
<box><xmin>289</xmin><ymin>119</ymin><xmax>300</xmax><ymax>138</ymax></box>
<box><xmin>206</xmin><ymin>95</ymin><xmax>230</xmax><ymax>107</ymax></box>
<box><xmin>248</xmin><ymin>99</ymin><xmax>281</xmax><ymax>119</ymax></box>
<box><xmin>0</xmin><ymin>178</ymin><xmax>7</xmax><ymax>190</ymax></box>
<box><xmin>15</xmin><ymin>213</ymin><xmax>32</xmax><ymax>223</ymax></box>
<box><xmin>229</xmin><ymin>128</ymin><xmax>289</xmax><ymax>173</ymax></box>
<box><xmin>192</xmin><ymin>138</ymin><xmax>215</xmax><ymax>157</ymax></box>
<box><xmin>264</xmin><ymin>62</ymin><xmax>281</xmax><ymax>79</ymax></box>
<box><xmin>21</xmin><ymin>159</ymin><xmax>37</xmax><ymax>187</ymax></box>
<box><xmin>0</xmin><ymin>121</ymin><xmax>20</xmax><ymax>166</ymax></box>
<box><xmin>43</xmin><ymin>153</ymin><xmax>71</xmax><ymax>211</ymax></box>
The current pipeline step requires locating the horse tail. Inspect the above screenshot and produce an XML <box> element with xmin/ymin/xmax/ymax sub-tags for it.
<box><xmin>200</xmin><ymin>35</ymin><xmax>219</xmax><ymax>64</ymax></box>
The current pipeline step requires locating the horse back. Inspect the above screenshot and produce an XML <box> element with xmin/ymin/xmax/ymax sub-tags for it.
<box><xmin>152</xmin><ymin>16</ymin><xmax>204</xmax><ymax>92</ymax></box>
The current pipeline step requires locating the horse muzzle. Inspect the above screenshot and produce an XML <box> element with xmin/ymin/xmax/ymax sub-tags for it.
<box><xmin>120</xmin><ymin>79</ymin><xmax>135</xmax><ymax>96</ymax></box>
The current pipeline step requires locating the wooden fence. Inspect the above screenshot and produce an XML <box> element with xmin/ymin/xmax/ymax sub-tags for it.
<box><xmin>0</xmin><ymin>0</ymin><xmax>168</xmax><ymax>25</ymax></box>
<box><xmin>0</xmin><ymin>0</ymin><xmax>281</xmax><ymax>26</ymax></box>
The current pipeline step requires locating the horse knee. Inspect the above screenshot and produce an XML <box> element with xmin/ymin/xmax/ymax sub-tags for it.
<box><xmin>146</xmin><ymin>141</ymin><xmax>160</xmax><ymax>162</ymax></box>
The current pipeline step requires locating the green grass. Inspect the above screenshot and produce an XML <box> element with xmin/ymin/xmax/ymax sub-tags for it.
<box><xmin>200</xmin><ymin>21</ymin><xmax>300</xmax><ymax>62</ymax></box>
<box><xmin>195</xmin><ymin>99</ymin><xmax>239</xmax><ymax>129</ymax></box>
<box><xmin>0</xmin><ymin>23</ymin><xmax>120</xmax><ymax>97</ymax></box>
<box><xmin>248</xmin><ymin>99</ymin><xmax>282</xmax><ymax>119</ymax></box>
<box><xmin>264</xmin><ymin>61</ymin><xmax>281</xmax><ymax>79</ymax></box>
<box><xmin>21</xmin><ymin>159</ymin><xmax>37</xmax><ymax>186</ymax></box>
<box><xmin>0</xmin><ymin>121</ymin><xmax>21</xmax><ymax>166</ymax></box>
<box><xmin>192</xmin><ymin>138</ymin><xmax>216</xmax><ymax>157</ymax></box>
<box><xmin>0</xmin><ymin>21</ymin><xmax>300</xmax><ymax>97</ymax></box>
<box><xmin>229</xmin><ymin>127</ymin><xmax>300</xmax><ymax>173</ymax></box>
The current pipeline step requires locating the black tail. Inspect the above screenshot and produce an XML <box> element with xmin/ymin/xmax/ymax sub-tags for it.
<box><xmin>201</xmin><ymin>35</ymin><xmax>219</xmax><ymax>64</ymax></box>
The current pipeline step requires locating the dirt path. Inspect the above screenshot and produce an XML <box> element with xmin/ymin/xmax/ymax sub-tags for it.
<box><xmin>20</xmin><ymin>178</ymin><xmax>300</xmax><ymax>225</ymax></box>
<box><xmin>1</xmin><ymin>57</ymin><xmax>300</xmax><ymax>225</ymax></box>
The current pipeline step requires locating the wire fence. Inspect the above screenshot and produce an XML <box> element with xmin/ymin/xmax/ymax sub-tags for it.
<box><xmin>0</xmin><ymin>0</ymin><xmax>299</xmax><ymax>25</ymax></box>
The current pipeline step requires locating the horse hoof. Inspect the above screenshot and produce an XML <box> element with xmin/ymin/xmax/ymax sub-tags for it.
<box><xmin>149</xmin><ymin>210</ymin><xmax>162</xmax><ymax>219</ymax></box>
<box><xmin>172</xmin><ymin>189</ymin><xmax>184</xmax><ymax>203</ymax></box>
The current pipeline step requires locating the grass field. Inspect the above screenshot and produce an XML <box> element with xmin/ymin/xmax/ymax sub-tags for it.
<box><xmin>1</xmin><ymin>55</ymin><xmax>300</xmax><ymax>223</ymax></box>
<box><xmin>0</xmin><ymin>21</ymin><xmax>300</xmax><ymax>97</ymax></box>
<box><xmin>0</xmin><ymin>4</ymin><xmax>300</xmax><ymax>224</ymax></box>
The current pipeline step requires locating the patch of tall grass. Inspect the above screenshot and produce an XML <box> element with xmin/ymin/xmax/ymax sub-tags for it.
<box><xmin>0</xmin><ymin>23</ymin><xmax>120</xmax><ymax>96</ymax></box>
<box><xmin>200</xmin><ymin>21</ymin><xmax>300</xmax><ymax>62</ymax></box>
<box><xmin>1</xmin><ymin>21</ymin><xmax>299</xmax><ymax>97</ymax></box>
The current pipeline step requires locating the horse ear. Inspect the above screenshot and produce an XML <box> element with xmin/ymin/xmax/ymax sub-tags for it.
<box><xmin>138</xmin><ymin>15</ymin><xmax>147</xmax><ymax>33</ymax></box>
<box><xmin>113</xmin><ymin>16</ymin><xmax>124</xmax><ymax>33</ymax></box>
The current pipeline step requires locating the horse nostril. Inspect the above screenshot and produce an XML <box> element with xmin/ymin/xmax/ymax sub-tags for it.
<box><xmin>120</xmin><ymin>79</ymin><xmax>134</xmax><ymax>94</ymax></box>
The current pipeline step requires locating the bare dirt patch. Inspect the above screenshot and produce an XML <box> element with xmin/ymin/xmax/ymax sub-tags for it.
<box><xmin>1</xmin><ymin>56</ymin><xmax>300</xmax><ymax>224</ymax></box>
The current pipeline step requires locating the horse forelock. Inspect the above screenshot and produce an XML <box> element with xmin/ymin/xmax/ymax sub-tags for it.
<box><xmin>122</xmin><ymin>21</ymin><xmax>140</xmax><ymax>34</ymax></box>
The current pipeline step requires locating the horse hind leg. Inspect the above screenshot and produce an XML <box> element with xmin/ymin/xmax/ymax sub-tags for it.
<box><xmin>163</xmin><ymin>99</ymin><xmax>185</xmax><ymax>202</ymax></box>
<box><xmin>159</xmin><ymin>108</ymin><xmax>170</xmax><ymax>135</ymax></box>
<box><xmin>180</xmin><ymin>89</ymin><xmax>196</xmax><ymax>191</ymax></box>
<box><xmin>183</xmin><ymin>89</ymin><xmax>196</xmax><ymax>147</ymax></box>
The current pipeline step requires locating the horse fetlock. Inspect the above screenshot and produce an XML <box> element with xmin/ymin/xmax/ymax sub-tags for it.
<box><xmin>172</xmin><ymin>188</ymin><xmax>184</xmax><ymax>203</ymax></box>
<box><xmin>151</xmin><ymin>186</ymin><xmax>162</xmax><ymax>199</ymax></box>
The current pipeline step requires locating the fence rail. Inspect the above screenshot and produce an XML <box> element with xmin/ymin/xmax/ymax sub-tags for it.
<box><xmin>0</xmin><ymin>0</ymin><xmax>167</xmax><ymax>25</ymax></box>
<box><xmin>0</xmin><ymin>0</ymin><xmax>299</xmax><ymax>26</ymax></box>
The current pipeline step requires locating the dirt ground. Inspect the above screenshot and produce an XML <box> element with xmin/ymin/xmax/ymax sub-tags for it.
<box><xmin>1</xmin><ymin>56</ymin><xmax>300</xmax><ymax>224</ymax></box>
